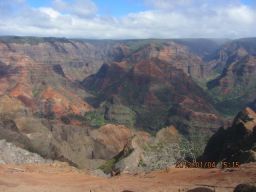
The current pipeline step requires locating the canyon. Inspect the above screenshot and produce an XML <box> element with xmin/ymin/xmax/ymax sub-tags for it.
<box><xmin>0</xmin><ymin>36</ymin><xmax>256</xmax><ymax>191</ymax></box>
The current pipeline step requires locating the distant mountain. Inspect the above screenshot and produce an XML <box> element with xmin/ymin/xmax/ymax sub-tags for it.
<box><xmin>82</xmin><ymin>42</ymin><xmax>223</xmax><ymax>134</ymax></box>
<box><xmin>207</xmin><ymin>38</ymin><xmax>256</xmax><ymax>115</ymax></box>
<box><xmin>172</xmin><ymin>38</ymin><xmax>229</xmax><ymax>60</ymax></box>
<box><xmin>0</xmin><ymin>36</ymin><xmax>122</xmax><ymax>80</ymax></box>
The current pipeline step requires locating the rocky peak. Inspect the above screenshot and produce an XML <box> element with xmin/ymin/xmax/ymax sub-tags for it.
<box><xmin>233</xmin><ymin>107</ymin><xmax>256</xmax><ymax>132</ymax></box>
<box><xmin>200</xmin><ymin>107</ymin><xmax>256</xmax><ymax>163</ymax></box>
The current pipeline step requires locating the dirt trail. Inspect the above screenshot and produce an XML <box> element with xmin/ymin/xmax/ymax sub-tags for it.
<box><xmin>0</xmin><ymin>163</ymin><xmax>255</xmax><ymax>192</ymax></box>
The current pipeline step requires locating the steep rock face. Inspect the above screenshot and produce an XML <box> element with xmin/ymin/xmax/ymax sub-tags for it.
<box><xmin>200</xmin><ymin>107</ymin><xmax>256</xmax><ymax>163</ymax></box>
<box><xmin>0</xmin><ymin>40</ymin><xmax>92</xmax><ymax>117</ymax></box>
<box><xmin>90</xmin><ymin>124</ymin><xmax>134</xmax><ymax>159</ymax></box>
<box><xmin>40</xmin><ymin>86</ymin><xmax>91</xmax><ymax>116</ymax></box>
<box><xmin>128</xmin><ymin>42</ymin><xmax>205</xmax><ymax>79</ymax></box>
<box><xmin>0</xmin><ymin>37</ymin><xmax>216</xmax><ymax>81</ymax></box>
<box><xmin>0</xmin><ymin>37</ymin><xmax>130</xmax><ymax>81</ymax></box>
<box><xmin>207</xmin><ymin>38</ymin><xmax>256</xmax><ymax>115</ymax></box>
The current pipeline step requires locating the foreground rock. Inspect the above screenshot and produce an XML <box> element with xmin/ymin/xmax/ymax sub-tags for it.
<box><xmin>99</xmin><ymin>126</ymin><xmax>182</xmax><ymax>174</ymax></box>
<box><xmin>234</xmin><ymin>183</ymin><xmax>256</xmax><ymax>192</ymax></box>
<box><xmin>200</xmin><ymin>107</ymin><xmax>256</xmax><ymax>164</ymax></box>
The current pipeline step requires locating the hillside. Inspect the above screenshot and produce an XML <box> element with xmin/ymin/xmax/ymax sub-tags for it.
<box><xmin>207</xmin><ymin>38</ymin><xmax>256</xmax><ymax>115</ymax></box>
<box><xmin>82</xmin><ymin>42</ymin><xmax>223</xmax><ymax>133</ymax></box>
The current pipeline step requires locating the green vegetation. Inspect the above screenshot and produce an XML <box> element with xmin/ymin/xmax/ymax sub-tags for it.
<box><xmin>45</xmin><ymin>112</ymin><xmax>56</xmax><ymax>120</ymax></box>
<box><xmin>61</xmin><ymin>111</ymin><xmax>106</xmax><ymax>127</ymax></box>
<box><xmin>138</xmin><ymin>159</ymin><xmax>147</xmax><ymax>168</ymax></box>
<box><xmin>32</xmin><ymin>89</ymin><xmax>41</xmax><ymax>98</ymax></box>
<box><xmin>141</xmin><ymin>141</ymin><xmax>180</xmax><ymax>170</ymax></box>
<box><xmin>155</xmin><ymin>87</ymin><xmax>173</xmax><ymax>105</ymax></box>
<box><xmin>100</xmin><ymin>101</ymin><xmax>136</xmax><ymax>128</ymax></box>
<box><xmin>34</xmin><ymin>111</ymin><xmax>56</xmax><ymax>120</ymax></box>
<box><xmin>98</xmin><ymin>159</ymin><xmax>116</xmax><ymax>174</ymax></box>
<box><xmin>60</xmin><ymin>116</ymin><xmax>71</xmax><ymax>124</ymax></box>
<box><xmin>179</xmin><ymin>129</ymin><xmax>211</xmax><ymax>160</ymax></box>
<box><xmin>144</xmin><ymin>141</ymin><xmax>166</xmax><ymax>152</ymax></box>
<box><xmin>135</xmin><ymin>107</ymin><xmax>169</xmax><ymax>133</ymax></box>
<box><xmin>207</xmin><ymin>81</ymin><xmax>256</xmax><ymax>116</ymax></box>
<box><xmin>99</xmin><ymin>144</ymin><xmax>134</xmax><ymax>174</ymax></box>
<box><xmin>123</xmin><ymin>39</ymin><xmax>166</xmax><ymax>52</ymax></box>
<box><xmin>84</xmin><ymin>111</ymin><xmax>105</xmax><ymax>127</ymax></box>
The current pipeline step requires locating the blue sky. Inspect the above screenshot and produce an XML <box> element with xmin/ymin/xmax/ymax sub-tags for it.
<box><xmin>0</xmin><ymin>0</ymin><xmax>256</xmax><ymax>39</ymax></box>
<box><xmin>27</xmin><ymin>0</ymin><xmax>147</xmax><ymax>16</ymax></box>
<box><xmin>26</xmin><ymin>0</ymin><xmax>255</xmax><ymax>16</ymax></box>
<box><xmin>93</xmin><ymin>0</ymin><xmax>146</xmax><ymax>17</ymax></box>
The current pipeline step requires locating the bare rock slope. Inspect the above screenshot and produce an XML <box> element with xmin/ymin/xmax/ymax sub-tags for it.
<box><xmin>0</xmin><ymin>139</ymin><xmax>50</xmax><ymax>164</ymax></box>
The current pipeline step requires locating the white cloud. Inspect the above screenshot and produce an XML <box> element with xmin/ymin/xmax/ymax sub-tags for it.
<box><xmin>39</xmin><ymin>7</ymin><xmax>61</xmax><ymax>19</ymax></box>
<box><xmin>0</xmin><ymin>0</ymin><xmax>255</xmax><ymax>39</ymax></box>
<box><xmin>227</xmin><ymin>5</ymin><xmax>255</xmax><ymax>24</ymax></box>
<box><xmin>53</xmin><ymin>0</ymin><xmax>97</xmax><ymax>18</ymax></box>
<box><xmin>144</xmin><ymin>0</ymin><xmax>194</xmax><ymax>10</ymax></box>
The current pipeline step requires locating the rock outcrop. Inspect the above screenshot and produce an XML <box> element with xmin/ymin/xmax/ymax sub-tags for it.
<box><xmin>234</xmin><ymin>183</ymin><xmax>256</xmax><ymax>192</ymax></box>
<box><xmin>90</xmin><ymin>124</ymin><xmax>134</xmax><ymax>159</ymax></box>
<box><xmin>0</xmin><ymin>139</ymin><xmax>50</xmax><ymax>164</ymax></box>
<box><xmin>200</xmin><ymin>107</ymin><xmax>256</xmax><ymax>163</ymax></box>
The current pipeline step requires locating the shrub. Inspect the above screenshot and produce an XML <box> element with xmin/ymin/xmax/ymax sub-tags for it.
<box><xmin>60</xmin><ymin>116</ymin><xmax>71</xmax><ymax>124</ymax></box>
<box><xmin>84</xmin><ymin>111</ymin><xmax>105</xmax><ymax>127</ymax></box>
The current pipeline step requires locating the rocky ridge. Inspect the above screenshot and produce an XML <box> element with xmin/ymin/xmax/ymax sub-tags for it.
<box><xmin>200</xmin><ymin>107</ymin><xmax>256</xmax><ymax>163</ymax></box>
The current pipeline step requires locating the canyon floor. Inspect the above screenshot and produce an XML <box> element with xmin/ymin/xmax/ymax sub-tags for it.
<box><xmin>0</xmin><ymin>163</ymin><xmax>255</xmax><ymax>192</ymax></box>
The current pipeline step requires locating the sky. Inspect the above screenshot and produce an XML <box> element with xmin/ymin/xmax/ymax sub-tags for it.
<box><xmin>0</xmin><ymin>0</ymin><xmax>255</xmax><ymax>39</ymax></box>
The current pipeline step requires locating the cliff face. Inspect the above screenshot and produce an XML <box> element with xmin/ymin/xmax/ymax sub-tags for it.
<box><xmin>0</xmin><ymin>40</ymin><xmax>92</xmax><ymax>117</ymax></box>
<box><xmin>1</xmin><ymin>39</ymin><xmax>113</xmax><ymax>83</ymax></box>
<box><xmin>0</xmin><ymin>37</ymin><xmax>213</xmax><ymax>81</ymax></box>
<box><xmin>127</xmin><ymin>42</ymin><xmax>206</xmax><ymax>79</ymax></box>
<box><xmin>201</xmin><ymin>107</ymin><xmax>256</xmax><ymax>163</ymax></box>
